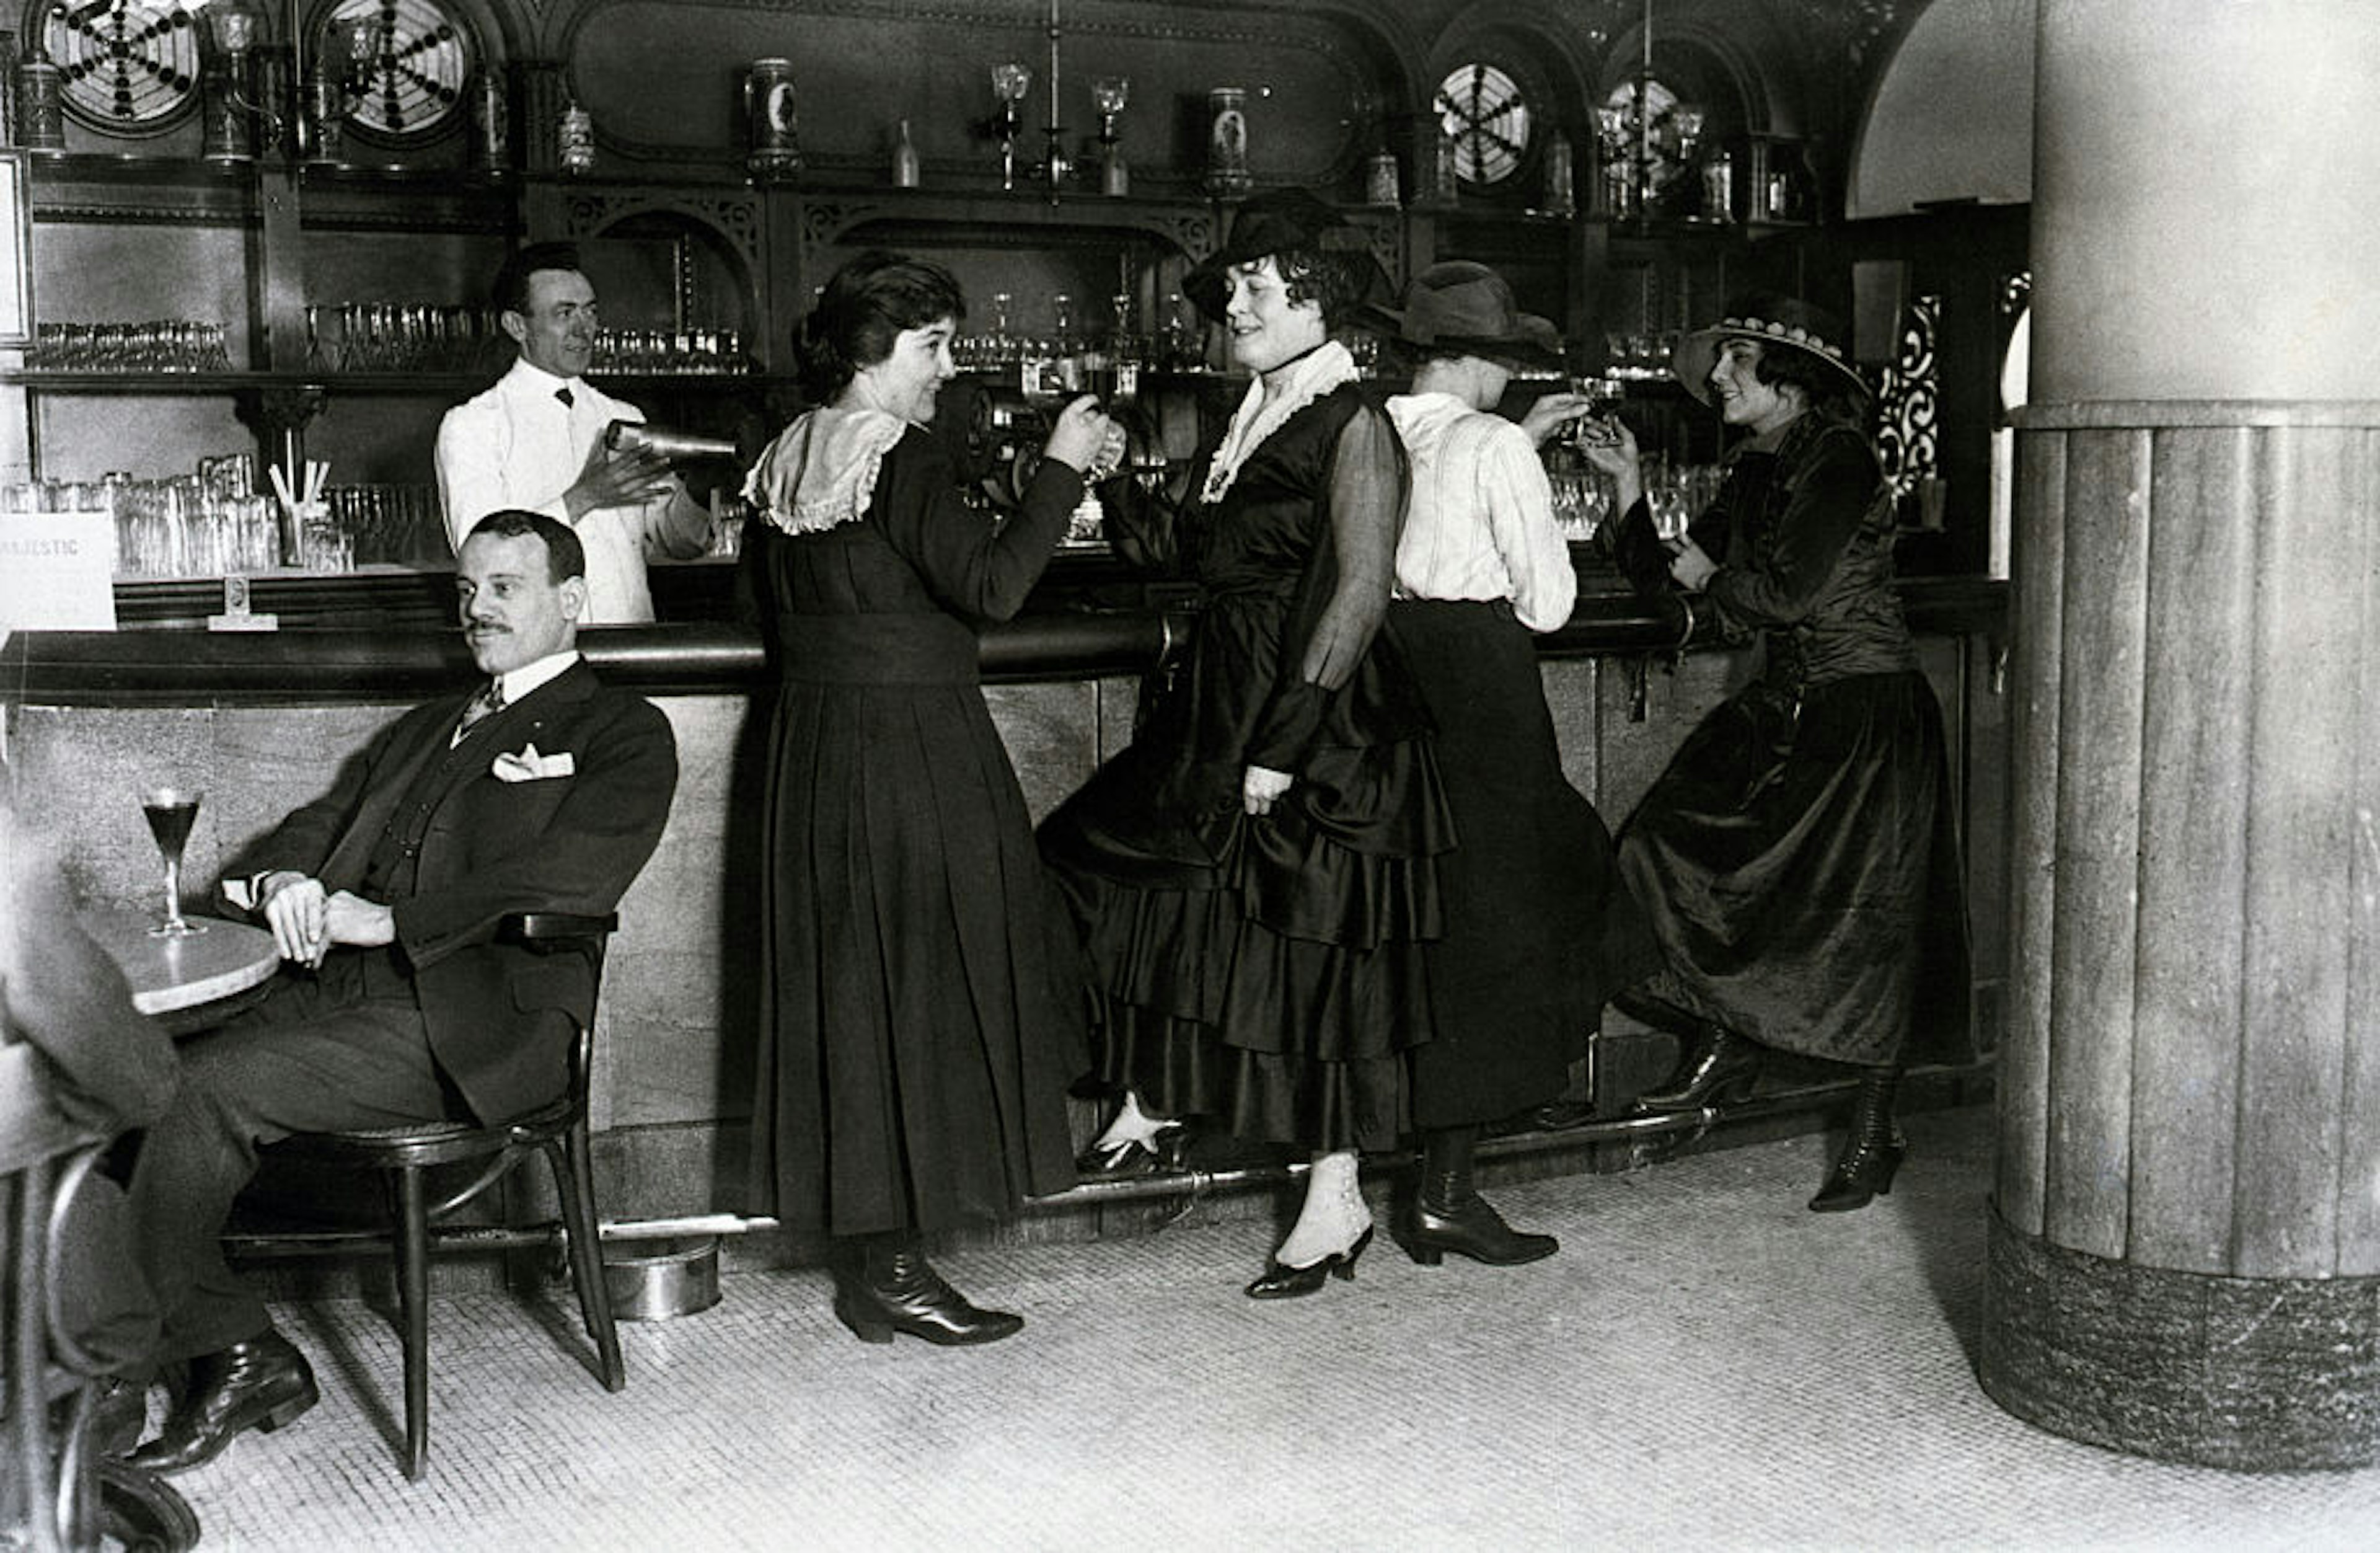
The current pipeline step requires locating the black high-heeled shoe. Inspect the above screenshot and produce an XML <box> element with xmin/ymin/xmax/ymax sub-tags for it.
<box><xmin>1633</xmin><ymin>1020</ymin><xmax>1761</xmax><ymax>1112</ymax></box>
<box><xmin>1245</xmin><ymin>1225</ymin><xmax>1373</xmax><ymax>1300</ymax></box>
<box><xmin>1073</xmin><ymin>1122</ymin><xmax>1190</xmax><ymax>1182</ymax></box>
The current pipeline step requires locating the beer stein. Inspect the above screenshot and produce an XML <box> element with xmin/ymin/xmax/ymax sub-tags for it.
<box><xmin>744</xmin><ymin>58</ymin><xmax>800</xmax><ymax>180</ymax></box>
<box><xmin>15</xmin><ymin>53</ymin><xmax>65</xmax><ymax>151</ymax></box>
<box><xmin>1205</xmin><ymin>86</ymin><xmax>1250</xmax><ymax>197</ymax></box>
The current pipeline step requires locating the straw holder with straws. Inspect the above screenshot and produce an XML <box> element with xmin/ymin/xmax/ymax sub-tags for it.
<box><xmin>270</xmin><ymin>459</ymin><xmax>350</xmax><ymax>573</ymax></box>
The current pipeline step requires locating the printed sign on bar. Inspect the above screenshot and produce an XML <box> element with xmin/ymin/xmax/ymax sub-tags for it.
<box><xmin>0</xmin><ymin>511</ymin><xmax>118</xmax><ymax>631</ymax></box>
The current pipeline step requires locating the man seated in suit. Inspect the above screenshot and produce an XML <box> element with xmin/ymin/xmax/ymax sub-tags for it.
<box><xmin>120</xmin><ymin>509</ymin><xmax>679</xmax><ymax>1475</ymax></box>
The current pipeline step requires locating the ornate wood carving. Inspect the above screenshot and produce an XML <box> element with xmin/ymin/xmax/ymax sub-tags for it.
<box><xmin>556</xmin><ymin>189</ymin><xmax>764</xmax><ymax>275</ymax></box>
<box><xmin>1874</xmin><ymin>291</ymin><xmax>1939</xmax><ymax>503</ymax></box>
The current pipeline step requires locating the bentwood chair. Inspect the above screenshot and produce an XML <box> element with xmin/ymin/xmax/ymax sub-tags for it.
<box><xmin>2</xmin><ymin>1042</ymin><xmax>199</xmax><ymax>1553</ymax></box>
<box><xmin>266</xmin><ymin>913</ymin><xmax>625</xmax><ymax>1480</ymax></box>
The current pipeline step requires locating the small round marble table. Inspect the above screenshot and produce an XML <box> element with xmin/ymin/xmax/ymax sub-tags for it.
<box><xmin>80</xmin><ymin>911</ymin><xmax>280</xmax><ymax>1035</ymax></box>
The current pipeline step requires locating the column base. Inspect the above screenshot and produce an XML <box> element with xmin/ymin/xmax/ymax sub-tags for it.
<box><xmin>1980</xmin><ymin>1205</ymin><xmax>2380</xmax><ymax>1470</ymax></box>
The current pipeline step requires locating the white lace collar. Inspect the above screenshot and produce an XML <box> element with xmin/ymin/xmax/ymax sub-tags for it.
<box><xmin>1200</xmin><ymin>340</ymin><xmax>1359</xmax><ymax>505</ymax></box>
<box><xmin>742</xmin><ymin>407</ymin><xmax>909</xmax><ymax>536</ymax></box>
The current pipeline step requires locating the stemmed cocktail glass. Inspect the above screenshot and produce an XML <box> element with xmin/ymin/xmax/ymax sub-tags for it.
<box><xmin>141</xmin><ymin>785</ymin><xmax>207</xmax><ymax>937</ymax></box>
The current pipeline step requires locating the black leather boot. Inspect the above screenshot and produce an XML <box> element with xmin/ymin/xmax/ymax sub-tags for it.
<box><xmin>1810</xmin><ymin>1069</ymin><xmax>1906</xmax><ymax>1212</ymax></box>
<box><xmin>1399</xmin><ymin>1126</ymin><xmax>1556</xmax><ymax>1267</ymax></box>
<box><xmin>1633</xmin><ymin>1019</ymin><xmax>1761</xmax><ymax>1112</ymax></box>
<box><xmin>834</xmin><ymin>1234</ymin><xmax>1024</xmax><ymax>1346</ymax></box>
<box><xmin>125</xmin><ymin>1330</ymin><xmax>317</xmax><ymax>1476</ymax></box>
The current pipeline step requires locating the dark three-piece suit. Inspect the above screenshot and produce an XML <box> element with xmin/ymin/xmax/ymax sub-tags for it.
<box><xmin>125</xmin><ymin>660</ymin><xmax>677</xmax><ymax>1363</ymax></box>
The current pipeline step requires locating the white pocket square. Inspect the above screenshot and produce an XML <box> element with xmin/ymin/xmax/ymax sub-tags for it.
<box><xmin>492</xmin><ymin>743</ymin><xmax>576</xmax><ymax>782</ymax></box>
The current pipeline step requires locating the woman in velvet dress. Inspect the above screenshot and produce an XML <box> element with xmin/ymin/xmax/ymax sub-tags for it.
<box><xmin>1368</xmin><ymin>262</ymin><xmax>1660</xmax><ymax>1265</ymax></box>
<box><xmin>1580</xmin><ymin>293</ymin><xmax>1972</xmax><ymax>1211</ymax></box>
<box><xmin>1040</xmin><ymin>190</ymin><xmax>1451</xmax><ymax>1297</ymax></box>
<box><xmin>741</xmin><ymin>252</ymin><xmax>1116</xmax><ymax>1342</ymax></box>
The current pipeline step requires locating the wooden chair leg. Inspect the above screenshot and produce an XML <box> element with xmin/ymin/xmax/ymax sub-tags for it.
<box><xmin>394</xmin><ymin>1167</ymin><xmax>433</xmax><ymax>1480</ymax></box>
<box><xmin>549</xmin><ymin>1129</ymin><xmax>625</xmax><ymax>1392</ymax></box>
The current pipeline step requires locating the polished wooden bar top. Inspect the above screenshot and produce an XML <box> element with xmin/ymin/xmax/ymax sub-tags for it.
<box><xmin>0</xmin><ymin>577</ymin><xmax>2008</xmax><ymax>707</ymax></box>
<box><xmin>81</xmin><ymin>909</ymin><xmax>280</xmax><ymax>1019</ymax></box>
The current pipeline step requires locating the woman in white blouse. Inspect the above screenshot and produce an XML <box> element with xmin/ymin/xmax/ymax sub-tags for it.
<box><xmin>1370</xmin><ymin>262</ymin><xmax>1658</xmax><ymax>1267</ymax></box>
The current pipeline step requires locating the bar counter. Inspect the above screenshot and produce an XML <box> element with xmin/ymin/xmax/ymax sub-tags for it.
<box><xmin>1</xmin><ymin>569</ymin><xmax>2009</xmax><ymax>1257</ymax></box>
<box><xmin>2</xmin><ymin>565</ymin><xmax>2007</xmax><ymax>701</ymax></box>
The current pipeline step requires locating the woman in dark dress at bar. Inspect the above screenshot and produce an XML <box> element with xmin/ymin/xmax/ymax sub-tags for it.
<box><xmin>1579</xmin><ymin>293</ymin><xmax>1972</xmax><ymax>1211</ymax></box>
<box><xmin>1368</xmin><ymin>262</ymin><xmax>1660</xmax><ymax>1264</ymax></box>
<box><xmin>1041</xmin><ymin>190</ymin><xmax>1452</xmax><ymax>1296</ymax></box>
<box><xmin>741</xmin><ymin>252</ymin><xmax>1116</xmax><ymax>1343</ymax></box>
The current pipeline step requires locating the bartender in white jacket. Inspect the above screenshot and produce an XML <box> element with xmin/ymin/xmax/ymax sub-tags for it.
<box><xmin>435</xmin><ymin>242</ymin><xmax>714</xmax><ymax>624</ymax></box>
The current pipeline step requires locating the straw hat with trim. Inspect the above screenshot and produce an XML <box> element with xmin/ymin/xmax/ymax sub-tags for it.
<box><xmin>1182</xmin><ymin>188</ymin><xmax>1387</xmax><ymax>320</ymax></box>
<box><xmin>1671</xmin><ymin>292</ymin><xmax>1868</xmax><ymax>405</ymax></box>
<box><xmin>1357</xmin><ymin>260</ymin><xmax>1564</xmax><ymax>373</ymax></box>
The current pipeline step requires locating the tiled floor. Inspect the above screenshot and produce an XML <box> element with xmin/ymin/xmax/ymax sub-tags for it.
<box><xmin>154</xmin><ymin>1107</ymin><xmax>2380</xmax><ymax>1551</ymax></box>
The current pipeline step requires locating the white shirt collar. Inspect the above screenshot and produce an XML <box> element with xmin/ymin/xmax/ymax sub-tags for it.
<box><xmin>505</xmin><ymin>358</ymin><xmax>583</xmax><ymax>397</ymax></box>
<box><xmin>492</xmin><ymin>650</ymin><xmax>580</xmax><ymax>706</ymax></box>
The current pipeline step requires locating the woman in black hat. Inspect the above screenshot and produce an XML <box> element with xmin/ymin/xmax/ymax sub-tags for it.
<box><xmin>1368</xmin><ymin>262</ymin><xmax>1659</xmax><ymax>1265</ymax></box>
<box><xmin>1040</xmin><ymin>189</ymin><xmax>1451</xmax><ymax>1296</ymax></box>
<box><xmin>1579</xmin><ymin>293</ymin><xmax>1972</xmax><ymax>1210</ymax></box>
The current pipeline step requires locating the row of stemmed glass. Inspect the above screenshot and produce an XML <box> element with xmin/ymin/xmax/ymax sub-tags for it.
<box><xmin>31</xmin><ymin>321</ymin><xmax>233</xmax><ymax>373</ymax></box>
<box><xmin>306</xmin><ymin>303</ymin><xmax>504</xmax><ymax>374</ymax></box>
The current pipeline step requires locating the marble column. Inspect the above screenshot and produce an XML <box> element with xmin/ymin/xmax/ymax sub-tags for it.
<box><xmin>1980</xmin><ymin>0</ymin><xmax>2380</xmax><ymax>1468</ymax></box>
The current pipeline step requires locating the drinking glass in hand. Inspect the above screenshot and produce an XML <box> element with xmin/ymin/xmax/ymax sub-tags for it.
<box><xmin>1566</xmin><ymin>374</ymin><xmax>1626</xmax><ymax>451</ymax></box>
<box><xmin>141</xmin><ymin>785</ymin><xmax>207</xmax><ymax>937</ymax></box>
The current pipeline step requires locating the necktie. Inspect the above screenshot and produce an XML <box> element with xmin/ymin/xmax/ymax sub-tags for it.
<box><xmin>458</xmin><ymin>678</ymin><xmax>506</xmax><ymax>736</ymax></box>
<box><xmin>555</xmin><ymin>386</ymin><xmax>575</xmax><ymax>409</ymax></box>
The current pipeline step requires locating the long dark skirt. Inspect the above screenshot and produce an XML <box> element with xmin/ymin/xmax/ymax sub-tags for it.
<box><xmin>1616</xmin><ymin>668</ymin><xmax>1972</xmax><ymax>1069</ymax></box>
<box><xmin>1394</xmin><ymin>600</ymin><xmax>1661</xmax><ymax>1126</ymax></box>
<box><xmin>751</xmin><ymin>674</ymin><xmax>1086</xmax><ymax>1237</ymax></box>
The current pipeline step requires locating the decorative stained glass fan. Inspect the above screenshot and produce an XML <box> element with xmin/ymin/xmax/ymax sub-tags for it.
<box><xmin>325</xmin><ymin>0</ymin><xmax>470</xmax><ymax>139</ymax></box>
<box><xmin>1434</xmin><ymin>62</ymin><xmax>1531</xmax><ymax>186</ymax></box>
<box><xmin>46</xmin><ymin>0</ymin><xmax>204</xmax><ymax>130</ymax></box>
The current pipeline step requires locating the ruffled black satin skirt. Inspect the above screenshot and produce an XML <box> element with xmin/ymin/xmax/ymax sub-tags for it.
<box><xmin>1616</xmin><ymin>667</ymin><xmax>1973</xmax><ymax>1069</ymax></box>
<box><xmin>1039</xmin><ymin>606</ymin><xmax>1453</xmax><ymax>1152</ymax></box>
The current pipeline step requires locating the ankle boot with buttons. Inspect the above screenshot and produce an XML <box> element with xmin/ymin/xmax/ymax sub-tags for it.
<box><xmin>1810</xmin><ymin>1069</ymin><xmax>1907</xmax><ymax>1212</ymax></box>
<box><xmin>1399</xmin><ymin>1126</ymin><xmax>1556</xmax><ymax>1267</ymax></box>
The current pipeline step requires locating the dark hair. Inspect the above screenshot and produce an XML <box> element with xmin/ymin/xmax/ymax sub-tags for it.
<box><xmin>1380</xmin><ymin>338</ymin><xmax>1532</xmax><ymax>376</ymax></box>
<box><xmin>464</xmin><ymin>509</ymin><xmax>586</xmax><ymax>583</ymax></box>
<box><xmin>795</xmin><ymin>251</ymin><xmax>966</xmax><ymax>402</ymax></box>
<box><xmin>1264</xmin><ymin>246</ymin><xmax>1377</xmax><ymax>329</ymax></box>
<box><xmin>1749</xmin><ymin>339</ymin><xmax>1864</xmax><ymax>425</ymax></box>
<box><xmin>492</xmin><ymin>242</ymin><xmax>585</xmax><ymax>318</ymax></box>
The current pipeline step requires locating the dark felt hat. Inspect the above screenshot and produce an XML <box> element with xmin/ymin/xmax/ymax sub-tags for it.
<box><xmin>1357</xmin><ymin>260</ymin><xmax>1563</xmax><ymax>372</ymax></box>
<box><xmin>1671</xmin><ymin>291</ymin><xmax>1869</xmax><ymax>405</ymax></box>
<box><xmin>1182</xmin><ymin>188</ymin><xmax>1385</xmax><ymax>319</ymax></box>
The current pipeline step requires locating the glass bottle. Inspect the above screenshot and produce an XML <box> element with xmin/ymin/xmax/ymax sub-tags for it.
<box><xmin>988</xmin><ymin>293</ymin><xmax>1015</xmax><ymax>369</ymax></box>
<box><xmin>892</xmin><ymin>118</ymin><xmax>919</xmax><ymax>188</ymax></box>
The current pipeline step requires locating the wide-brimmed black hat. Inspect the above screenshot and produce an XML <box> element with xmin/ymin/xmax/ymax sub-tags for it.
<box><xmin>1182</xmin><ymin>188</ymin><xmax>1385</xmax><ymax>319</ymax></box>
<box><xmin>1671</xmin><ymin>292</ymin><xmax>1869</xmax><ymax>405</ymax></box>
<box><xmin>1357</xmin><ymin>260</ymin><xmax>1563</xmax><ymax>372</ymax></box>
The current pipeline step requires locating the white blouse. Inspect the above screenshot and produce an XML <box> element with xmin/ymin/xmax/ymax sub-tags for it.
<box><xmin>1386</xmin><ymin>392</ymin><xmax>1577</xmax><ymax>632</ymax></box>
